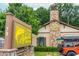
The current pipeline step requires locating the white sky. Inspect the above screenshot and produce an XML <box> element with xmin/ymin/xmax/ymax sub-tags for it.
<box><xmin>25</xmin><ymin>3</ymin><xmax>50</xmax><ymax>10</ymax></box>
<box><xmin>0</xmin><ymin>3</ymin><xmax>79</xmax><ymax>11</ymax></box>
<box><xmin>0</xmin><ymin>3</ymin><xmax>8</xmax><ymax>11</ymax></box>
<box><xmin>0</xmin><ymin>3</ymin><xmax>51</xmax><ymax>11</ymax></box>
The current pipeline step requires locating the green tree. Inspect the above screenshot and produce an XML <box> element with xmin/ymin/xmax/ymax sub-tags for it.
<box><xmin>7</xmin><ymin>3</ymin><xmax>40</xmax><ymax>34</ymax></box>
<box><xmin>0</xmin><ymin>11</ymin><xmax>6</xmax><ymax>37</ymax></box>
<box><xmin>54</xmin><ymin>3</ymin><xmax>79</xmax><ymax>27</ymax></box>
<box><xmin>35</xmin><ymin>7</ymin><xmax>50</xmax><ymax>25</ymax></box>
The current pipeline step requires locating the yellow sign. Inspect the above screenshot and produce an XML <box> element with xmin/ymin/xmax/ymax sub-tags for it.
<box><xmin>13</xmin><ymin>22</ymin><xmax>32</xmax><ymax>48</ymax></box>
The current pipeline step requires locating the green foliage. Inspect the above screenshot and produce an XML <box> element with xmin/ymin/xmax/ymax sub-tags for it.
<box><xmin>55</xmin><ymin>3</ymin><xmax>79</xmax><ymax>27</ymax></box>
<box><xmin>7</xmin><ymin>3</ymin><xmax>50</xmax><ymax>34</ymax></box>
<box><xmin>1</xmin><ymin>3</ymin><xmax>79</xmax><ymax>36</ymax></box>
<box><xmin>35</xmin><ymin>7</ymin><xmax>50</xmax><ymax>25</ymax></box>
<box><xmin>7</xmin><ymin>3</ymin><xmax>41</xmax><ymax>34</ymax></box>
<box><xmin>34</xmin><ymin>47</ymin><xmax>58</xmax><ymax>52</ymax></box>
<box><xmin>0</xmin><ymin>11</ymin><xmax>6</xmax><ymax>37</ymax></box>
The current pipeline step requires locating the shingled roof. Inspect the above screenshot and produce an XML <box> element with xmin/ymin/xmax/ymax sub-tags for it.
<box><xmin>42</xmin><ymin>20</ymin><xmax>79</xmax><ymax>30</ymax></box>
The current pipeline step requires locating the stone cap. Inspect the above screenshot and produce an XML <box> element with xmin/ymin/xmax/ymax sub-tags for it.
<box><xmin>0</xmin><ymin>49</ymin><xmax>17</xmax><ymax>52</ymax></box>
<box><xmin>6</xmin><ymin>12</ymin><xmax>13</xmax><ymax>16</ymax></box>
<box><xmin>50</xmin><ymin>4</ymin><xmax>58</xmax><ymax>10</ymax></box>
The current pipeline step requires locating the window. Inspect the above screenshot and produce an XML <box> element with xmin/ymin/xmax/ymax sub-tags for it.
<box><xmin>37</xmin><ymin>37</ymin><xmax>46</xmax><ymax>47</ymax></box>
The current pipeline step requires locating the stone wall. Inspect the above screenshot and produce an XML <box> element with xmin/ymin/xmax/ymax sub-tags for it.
<box><xmin>0</xmin><ymin>46</ymin><xmax>34</xmax><ymax>56</ymax></box>
<box><xmin>50</xmin><ymin>9</ymin><xmax>60</xmax><ymax>47</ymax></box>
<box><xmin>0</xmin><ymin>49</ymin><xmax>17</xmax><ymax>56</ymax></box>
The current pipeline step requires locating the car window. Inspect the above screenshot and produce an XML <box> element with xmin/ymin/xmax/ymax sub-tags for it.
<box><xmin>75</xmin><ymin>44</ymin><xmax>79</xmax><ymax>47</ymax></box>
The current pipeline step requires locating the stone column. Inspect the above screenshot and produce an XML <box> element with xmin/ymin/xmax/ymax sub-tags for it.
<box><xmin>50</xmin><ymin>5</ymin><xmax>60</xmax><ymax>47</ymax></box>
<box><xmin>4</xmin><ymin>12</ymin><xmax>14</xmax><ymax>49</ymax></box>
<box><xmin>50</xmin><ymin>10</ymin><xmax>59</xmax><ymax>21</ymax></box>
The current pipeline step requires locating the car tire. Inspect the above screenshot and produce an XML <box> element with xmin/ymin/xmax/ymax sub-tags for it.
<box><xmin>66</xmin><ymin>51</ymin><xmax>76</xmax><ymax>56</ymax></box>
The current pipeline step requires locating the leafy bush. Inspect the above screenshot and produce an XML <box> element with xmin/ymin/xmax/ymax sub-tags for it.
<box><xmin>34</xmin><ymin>47</ymin><xmax>59</xmax><ymax>52</ymax></box>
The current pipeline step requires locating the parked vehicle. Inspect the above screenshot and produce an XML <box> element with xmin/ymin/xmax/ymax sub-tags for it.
<box><xmin>58</xmin><ymin>36</ymin><xmax>79</xmax><ymax>56</ymax></box>
<box><xmin>63</xmin><ymin>46</ymin><xmax>79</xmax><ymax>56</ymax></box>
<box><xmin>0</xmin><ymin>38</ymin><xmax>4</xmax><ymax>48</ymax></box>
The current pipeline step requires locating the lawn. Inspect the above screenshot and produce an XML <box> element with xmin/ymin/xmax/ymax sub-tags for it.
<box><xmin>34</xmin><ymin>52</ymin><xmax>60</xmax><ymax>56</ymax></box>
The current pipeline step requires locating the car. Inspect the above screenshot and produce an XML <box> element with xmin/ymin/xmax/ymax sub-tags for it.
<box><xmin>58</xmin><ymin>36</ymin><xmax>79</xmax><ymax>56</ymax></box>
<box><xmin>58</xmin><ymin>43</ymin><xmax>79</xmax><ymax>56</ymax></box>
<box><xmin>0</xmin><ymin>38</ymin><xmax>4</xmax><ymax>48</ymax></box>
<box><xmin>63</xmin><ymin>47</ymin><xmax>79</xmax><ymax>56</ymax></box>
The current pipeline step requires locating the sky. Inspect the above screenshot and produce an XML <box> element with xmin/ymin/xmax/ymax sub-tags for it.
<box><xmin>1</xmin><ymin>3</ymin><xmax>79</xmax><ymax>11</ymax></box>
<box><xmin>0</xmin><ymin>3</ymin><xmax>8</xmax><ymax>11</ymax></box>
<box><xmin>25</xmin><ymin>3</ymin><xmax>50</xmax><ymax>10</ymax></box>
<box><xmin>0</xmin><ymin>3</ymin><xmax>51</xmax><ymax>11</ymax></box>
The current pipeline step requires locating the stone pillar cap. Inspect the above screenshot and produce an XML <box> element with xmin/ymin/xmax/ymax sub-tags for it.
<box><xmin>0</xmin><ymin>48</ymin><xmax>17</xmax><ymax>52</ymax></box>
<box><xmin>6</xmin><ymin>12</ymin><xmax>13</xmax><ymax>16</ymax></box>
<box><xmin>50</xmin><ymin>4</ymin><xmax>58</xmax><ymax>10</ymax></box>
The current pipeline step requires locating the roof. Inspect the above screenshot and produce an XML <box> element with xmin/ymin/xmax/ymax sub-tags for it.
<box><xmin>62</xmin><ymin>36</ymin><xmax>79</xmax><ymax>39</ymax></box>
<box><xmin>42</xmin><ymin>20</ymin><xmax>79</xmax><ymax>30</ymax></box>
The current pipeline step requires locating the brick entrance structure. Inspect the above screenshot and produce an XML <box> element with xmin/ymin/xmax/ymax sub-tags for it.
<box><xmin>0</xmin><ymin>12</ymin><xmax>34</xmax><ymax>56</ymax></box>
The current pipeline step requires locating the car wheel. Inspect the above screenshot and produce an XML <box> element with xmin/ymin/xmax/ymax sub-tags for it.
<box><xmin>66</xmin><ymin>51</ymin><xmax>76</xmax><ymax>56</ymax></box>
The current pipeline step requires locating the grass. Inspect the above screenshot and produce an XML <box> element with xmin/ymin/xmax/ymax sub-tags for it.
<box><xmin>34</xmin><ymin>52</ymin><xmax>60</xmax><ymax>56</ymax></box>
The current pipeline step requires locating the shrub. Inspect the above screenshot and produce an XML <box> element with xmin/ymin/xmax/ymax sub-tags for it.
<box><xmin>34</xmin><ymin>47</ymin><xmax>59</xmax><ymax>52</ymax></box>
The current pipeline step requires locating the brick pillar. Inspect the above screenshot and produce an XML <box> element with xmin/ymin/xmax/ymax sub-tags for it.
<box><xmin>4</xmin><ymin>12</ymin><xmax>14</xmax><ymax>49</ymax></box>
<box><xmin>50</xmin><ymin>6</ymin><xmax>60</xmax><ymax>47</ymax></box>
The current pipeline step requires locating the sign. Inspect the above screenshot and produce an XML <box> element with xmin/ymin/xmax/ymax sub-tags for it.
<box><xmin>13</xmin><ymin>22</ymin><xmax>32</xmax><ymax>48</ymax></box>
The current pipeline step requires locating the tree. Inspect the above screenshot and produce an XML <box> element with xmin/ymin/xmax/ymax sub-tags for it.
<box><xmin>1</xmin><ymin>3</ymin><xmax>79</xmax><ymax>36</ymax></box>
<box><xmin>7</xmin><ymin>3</ymin><xmax>40</xmax><ymax>34</ymax></box>
<box><xmin>53</xmin><ymin>3</ymin><xmax>79</xmax><ymax>27</ymax></box>
<box><xmin>35</xmin><ymin>7</ymin><xmax>50</xmax><ymax>25</ymax></box>
<box><xmin>0</xmin><ymin>11</ymin><xmax>6</xmax><ymax>37</ymax></box>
